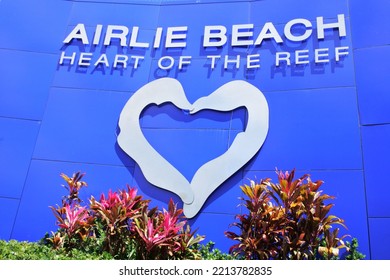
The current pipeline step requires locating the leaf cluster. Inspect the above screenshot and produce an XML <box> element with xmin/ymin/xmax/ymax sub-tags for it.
<box><xmin>197</xmin><ymin>241</ymin><xmax>239</xmax><ymax>260</ymax></box>
<box><xmin>225</xmin><ymin>169</ymin><xmax>351</xmax><ymax>260</ymax></box>
<box><xmin>4</xmin><ymin>170</ymin><xmax>365</xmax><ymax>260</ymax></box>
<box><xmin>47</xmin><ymin>172</ymin><xmax>205</xmax><ymax>260</ymax></box>
<box><xmin>0</xmin><ymin>240</ymin><xmax>111</xmax><ymax>260</ymax></box>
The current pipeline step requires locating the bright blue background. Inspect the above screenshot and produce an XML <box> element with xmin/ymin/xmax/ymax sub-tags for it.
<box><xmin>0</xmin><ymin>0</ymin><xmax>389</xmax><ymax>259</ymax></box>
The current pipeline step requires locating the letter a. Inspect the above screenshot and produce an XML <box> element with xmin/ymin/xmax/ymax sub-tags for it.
<box><xmin>63</xmin><ymin>23</ymin><xmax>89</xmax><ymax>45</ymax></box>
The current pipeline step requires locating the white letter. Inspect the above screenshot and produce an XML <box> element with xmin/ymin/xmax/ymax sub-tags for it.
<box><xmin>78</xmin><ymin>52</ymin><xmax>93</xmax><ymax>66</ymax></box>
<box><xmin>59</xmin><ymin>51</ymin><xmax>76</xmax><ymax>65</ymax></box>
<box><xmin>179</xmin><ymin>56</ymin><xmax>192</xmax><ymax>69</ymax></box>
<box><xmin>94</xmin><ymin>54</ymin><xmax>109</xmax><ymax>67</ymax></box>
<box><xmin>114</xmin><ymin>55</ymin><xmax>128</xmax><ymax>68</ymax></box>
<box><xmin>153</xmin><ymin>27</ymin><xmax>163</xmax><ymax>48</ymax></box>
<box><xmin>207</xmin><ymin>55</ymin><xmax>221</xmax><ymax>69</ymax></box>
<box><xmin>158</xmin><ymin>56</ymin><xmax>175</xmax><ymax>70</ymax></box>
<box><xmin>130</xmin><ymin>26</ymin><xmax>149</xmax><ymax>48</ymax></box>
<box><xmin>232</xmin><ymin>24</ymin><xmax>254</xmax><ymax>46</ymax></box>
<box><xmin>275</xmin><ymin>52</ymin><xmax>291</xmax><ymax>66</ymax></box>
<box><xmin>132</xmin><ymin>56</ymin><xmax>144</xmax><ymax>69</ymax></box>
<box><xmin>317</xmin><ymin>14</ymin><xmax>346</xmax><ymax>39</ymax></box>
<box><xmin>63</xmin><ymin>24</ymin><xmax>89</xmax><ymax>44</ymax></box>
<box><xmin>224</xmin><ymin>55</ymin><xmax>240</xmax><ymax>69</ymax></box>
<box><xmin>315</xmin><ymin>48</ymin><xmax>330</xmax><ymax>63</ymax></box>
<box><xmin>166</xmin><ymin>26</ymin><xmax>187</xmax><ymax>48</ymax></box>
<box><xmin>335</xmin><ymin>46</ymin><xmax>349</xmax><ymax>61</ymax></box>
<box><xmin>92</xmin><ymin>24</ymin><xmax>103</xmax><ymax>45</ymax></box>
<box><xmin>284</xmin><ymin>19</ymin><xmax>312</xmax><ymax>42</ymax></box>
<box><xmin>295</xmin><ymin>50</ymin><xmax>309</xmax><ymax>64</ymax></box>
<box><xmin>247</xmin><ymin>54</ymin><xmax>260</xmax><ymax>68</ymax></box>
<box><xmin>255</xmin><ymin>22</ymin><xmax>283</xmax><ymax>45</ymax></box>
<box><xmin>104</xmin><ymin>25</ymin><xmax>129</xmax><ymax>46</ymax></box>
<box><xmin>203</xmin><ymin>26</ymin><xmax>227</xmax><ymax>47</ymax></box>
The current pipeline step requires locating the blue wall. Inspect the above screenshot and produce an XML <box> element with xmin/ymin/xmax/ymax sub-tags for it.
<box><xmin>0</xmin><ymin>0</ymin><xmax>389</xmax><ymax>259</ymax></box>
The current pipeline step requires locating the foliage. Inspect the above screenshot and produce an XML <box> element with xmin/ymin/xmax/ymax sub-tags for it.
<box><xmin>90</xmin><ymin>186</ymin><xmax>147</xmax><ymax>258</ymax></box>
<box><xmin>344</xmin><ymin>238</ymin><xmax>366</xmax><ymax>260</ymax></box>
<box><xmin>225</xmin><ymin>169</ymin><xmax>349</xmax><ymax>260</ymax></box>
<box><xmin>46</xmin><ymin>172</ymin><xmax>204</xmax><ymax>260</ymax></box>
<box><xmin>1</xmin><ymin>170</ymin><xmax>366</xmax><ymax>260</ymax></box>
<box><xmin>0</xmin><ymin>240</ymin><xmax>111</xmax><ymax>260</ymax></box>
<box><xmin>197</xmin><ymin>241</ymin><xmax>238</xmax><ymax>260</ymax></box>
<box><xmin>48</xmin><ymin>172</ymin><xmax>93</xmax><ymax>249</ymax></box>
<box><xmin>132</xmin><ymin>199</ymin><xmax>204</xmax><ymax>259</ymax></box>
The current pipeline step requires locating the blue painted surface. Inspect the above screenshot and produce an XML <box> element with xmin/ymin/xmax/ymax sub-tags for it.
<box><xmin>369</xmin><ymin>218</ymin><xmax>390</xmax><ymax>260</ymax></box>
<box><xmin>156</xmin><ymin>2</ymin><xmax>251</xmax><ymax>58</ymax></box>
<box><xmin>141</xmin><ymin>102</ymin><xmax>244</xmax><ymax>130</ymax></box>
<box><xmin>188</xmin><ymin>213</ymin><xmax>236</xmax><ymax>253</ymax></box>
<box><xmin>199</xmin><ymin>170</ymin><xmax>244</xmax><ymax>215</ymax></box>
<box><xmin>0</xmin><ymin>0</ymin><xmax>389</xmax><ymax>259</ymax></box>
<box><xmin>250</xmin><ymin>0</ymin><xmax>348</xmax><ymax>23</ymax></box>
<box><xmin>53</xmin><ymin>28</ymin><xmax>155</xmax><ymax>93</ymax></box>
<box><xmin>247</xmin><ymin>87</ymin><xmax>362</xmax><ymax>171</ymax></box>
<box><xmin>149</xmin><ymin>57</ymin><xmax>251</xmax><ymax>102</ymax></box>
<box><xmin>0</xmin><ymin>0</ymin><xmax>72</xmax><ymax>53</ymax></box>
<box><xmin>133</xmin><ymin>165</ymin><xmax>181</xmax><ymax>211</ymax></box>
<box><xmin>141</xmin><ymin>129</ymin><xmax>230</xmax><ymax>182</ymax></box>
<box><xmin>361</xmin><ymin>125</ymin><xmax>390</xmax><ymax>217</ymax></box>
<box><xmin>0</xmin><ymin>198</ymin><xmax>19</xmax><ymax>240</ymax></box>
<box><xmin>33</xmin><ymin>87</ymin><xmax>135</xmax><ymax>167</ymax></box>
<box><xmin>69</xmin><ymin>0</ymin><xmax>165</xmax><ymax>4</ymax></box>
<box><xmin>0</xmin><ymin>50</ymin><xmax>57</xmax><ymax>120</ymax></box>
<box><xmin>0</xmin><ymin>118</ymin><xmax>40</xmax><ymax>198</ymax></box>
<box><xmin>68</xmin><ymin>2</ymin><xmax>161</xmax><ymax>28</ymax></box>
<box><xmin>355</xmin><ymin>46</ymin><xmax>390</xmax><ymax>125</ymax></box>
<box><xmin>350</xmin><ymin>0</ymin><xmax>390</xmax><ymax>49</ymax></box>
<box><xmin>12</xmin><ymin>160</ymin><xmax>136</xmax><ymax>241</ymax></box>
<box><xmin>248</xmin><ymin>19</ymin><xmax>354</xmax><ymax>92</ymax></box>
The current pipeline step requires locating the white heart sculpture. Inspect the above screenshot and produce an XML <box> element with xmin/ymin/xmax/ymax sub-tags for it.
<box><xmin>117</xmin><ymin>78</ymin><xmax>269</xmax><ymax>218</ymax></box>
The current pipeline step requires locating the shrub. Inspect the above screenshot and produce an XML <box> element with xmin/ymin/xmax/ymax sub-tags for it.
<box><xmin>225</xmin><ymin>169</ymin><xmax>349</xmax><ymax>260</ymax></box>
<box><xmin>90</xmin><ymin>186</ymin><xmax>148</xmax><ymax>258</ymax></box>
<box><xmin>47</xmin><ymin>172</ymin><xmax>204</xmax><ymax>260</ymax></box>
<box><xmin>344</xmin><ymin>238</ymin><xmax>366</xmax><ymax>260</ymax></box>
<box><xmin>132</xmin><ymin>199</ymin><xmax>204</xmax><ymax>259</ymax></box>
<box><xmin>48</xmin><ymin>172</ymin><xmax>94</xmax><ymax>250</ymax></box>
<box><xmin>0</xmin><ymin>240</ymin><xmax>111</xmax><ymax>260</ymax></box>
<box><xmin>197</xmin><ymin>241</ymin><xmax>238</xmax><ymax>260</ymax></box>
<box><xmin>3</xmin><ymin>170</ymin><xmax>365</xmax><ymax>260</ymax></box>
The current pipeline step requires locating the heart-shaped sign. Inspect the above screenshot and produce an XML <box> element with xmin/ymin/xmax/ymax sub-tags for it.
<box><xmin>117</xmin><ymin>78</ymin><xmax>269</xmax><ymax>218</ymax></box>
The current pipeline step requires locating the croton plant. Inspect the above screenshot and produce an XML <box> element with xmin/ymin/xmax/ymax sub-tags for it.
<box><xmin>225</xmin><ymin>169</ymin><xmax>348</xmax><ymax>260</ymax></box>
